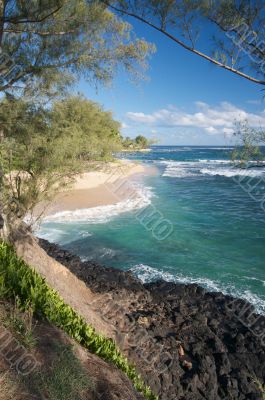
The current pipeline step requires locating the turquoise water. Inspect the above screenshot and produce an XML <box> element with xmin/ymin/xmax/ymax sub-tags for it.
<box><xmin>39</xmin><ymin>146</ymin><xmax>265</xmax><ymax>314</ymax></box>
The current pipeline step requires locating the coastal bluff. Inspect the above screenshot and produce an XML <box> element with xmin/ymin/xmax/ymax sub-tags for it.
<box><xmin>15</xmin><ymin>235</ymin><xmax>265</xmax><ymax>400</ymax></box>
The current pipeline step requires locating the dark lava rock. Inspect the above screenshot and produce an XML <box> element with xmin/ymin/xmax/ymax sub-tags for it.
<box><xmin>39</xmin><ymin>238</ymin><xmax>265</xmax><ymax>400</ymax></box>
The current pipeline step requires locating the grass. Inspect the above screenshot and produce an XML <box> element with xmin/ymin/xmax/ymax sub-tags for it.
<box><xmin>0</xmin><ymin>372</ymin><xmax>23</xmax><ymax>400</ymax></box>
<box><xmin>0</xmin><ymin>301</ymin><xmax>93</xmax><ymax>400</ymax></box>
<box><xmin>2</xmin><ymin>297</ymin><xmax>36</xmax><ymax>348</ymax></box>
<box><xmin>0</xmin><ymin>242</ymin><xmax>158</xmax><ymax>400</ymax></box>
<box><xmin>29</xmin><ymin>342</ymin><xmax>93</xmax><ymax>400</ymax></box>
<box><xmin>254</xmin><ymin>379</ymin><xmax>265</xmax><ymax>400</ymax></box>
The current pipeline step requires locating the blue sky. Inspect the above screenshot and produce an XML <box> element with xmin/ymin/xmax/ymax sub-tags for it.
<box><xmin>79</xmin><ymin>18</ymin><xmax>265</xmax><ymax>145</ymax></box>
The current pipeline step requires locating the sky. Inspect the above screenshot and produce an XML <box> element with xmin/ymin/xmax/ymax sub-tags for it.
<box><xmin>78</xmin><ymin>17</ymin><xmax>265</xmax><ymax>146</ymax></box>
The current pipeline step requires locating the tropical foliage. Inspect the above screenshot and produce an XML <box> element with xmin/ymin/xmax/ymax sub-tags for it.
<box><xmin>0</xmin><ymin>94</ymin><xmax>123</xmax><ymax>236</ymax></box>
<box><xmin>123</xmin><ymin>135</ymin><xmax>154</xmax><ymax>150</ymax></box>
<box><xmin>0</xmin><ymin>0</ymin><xmax>154</xmax><ymax>94</ymax></box>
<box><xmin>232</xmin><ymin>121</ymin><xmax>265</xmax><ymax>166</ymax></box>
<box><xmin>0</xmin><ymin>242</ymin><xmax>158</xmax><ymax>400</ymax></box>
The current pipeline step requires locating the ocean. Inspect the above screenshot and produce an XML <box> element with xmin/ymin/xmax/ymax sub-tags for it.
<box><xmin>38</xmin><ymin>146</ymin><xmax>265</xmax><ymax>314</ymax></box>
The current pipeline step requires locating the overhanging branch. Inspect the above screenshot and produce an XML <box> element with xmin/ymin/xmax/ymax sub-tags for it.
<box><xmin>3</xmin><ymin>28</ymin><xmax>76</xmax><ymax>36</ymax></box>
<box><xmin>101</xmin><ymin>1</ymin><xmax>265</xmax><ymax>86</ymax></box>
<box><xmin>5</xmin><ymin>4</ymin><xmax>63</xmax><ymax>25</ymax></box>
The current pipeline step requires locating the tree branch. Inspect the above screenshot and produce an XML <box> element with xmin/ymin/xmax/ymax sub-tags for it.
<box><xmin>0</xmin><ymin>0</ymin><xmax>7</xmax><ymax>47</ymax></box>
<box><xmin>101</xmin><ymin>1</ymin><xmax>265</xmax><ymax>85</ymax></box>
<box><xmin>3</xmin><ymin>28</ymin><xmax>76</xmax><ymax>36</ymax></box>
<box><xmin>208</xmin><ymin>16</ymin><xmax>265</xmax><ymax>61</ymax></box>
<box><xmin>5</xmin><ymin>4</ymin><xmax>63</xmax><ymax>25</ymax></box>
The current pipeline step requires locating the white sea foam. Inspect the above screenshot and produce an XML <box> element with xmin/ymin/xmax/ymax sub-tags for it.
<box><xmin>160</xmin><ymin>161</ymin><xmax>197</xmax><ymax>178</ymax></box>
<box><xmin>37</xmin><ymin>227</ymin><xmax>68</xmax><ymax>242</ymax></box>
<box><xmin>79</xmin><ymin>231</ymin><xmax>93</xmax><ymax>238</ymax></box>
<box><xmin>156</xmin><ymin>148</ymin><xmax>192</xmax><ymax>153</ymax></box>
<box><xmin>98</xmin><ymin>247</ymin><xmax>117</xmax><ymax>259</ymax></box>
<box><xmin>204</xmin><ymin>147</ymin><xmax>234</xmax><ymax>150</ymax></box>
<box><xmin>198</xmin><ymin>159</ymin><xmax>230</xmax><ymax>164</ymax></box>
<box><xmin>130</xmin><ymin>264</ymin><xmax>177</xmax><ymax>283</ymax></box>
<box><xmin>160</xmin><ymin>159</ymin><xmax>265</xmax><ymax>179</ymax></box>
<box><xmin>243</xmin><ymin>276</ymin><xmax>265</xmax><ymax>286</ymax></box>
<box><xmin>163</xmin><ymin>167</ymin><xmax>196</xmax><ymax>178</ymax></box>
<box><xmin>131</xmin><ymin>264</ymin><xmax>221</xmax><ymax>291</ymax></box>
<box><xmin>160</xmin><ymin>160</ymin><xmax>231</xmax><ymax>178</ymax></box>
<box><xmin>43</xmin><ymin>184</ymin><xmax>154</xmax><ymax>224</ymax></box>
<box><xmin>131</xmin><ymin>264</ymin><xmax>265</xmax><ymax>315</ymax></box>
<box><xmin>200</xmin><ymin>168</ymin><xmax>265</xmax><ymax>178</ymax></box>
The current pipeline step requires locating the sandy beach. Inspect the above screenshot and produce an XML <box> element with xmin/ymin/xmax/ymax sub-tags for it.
<box><xmin>42</xmin><ymin>160</ymin><xmax>157</xmax><ymax>217</ymax></box>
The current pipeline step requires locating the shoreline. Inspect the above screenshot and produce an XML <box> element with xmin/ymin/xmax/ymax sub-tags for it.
<box><xmin>38</xmin><ymin>160</ymin><xmax>158</xmax><ymax>217</ymax></box>
<box><xmin>38</xmin><ymin>238</ymin><xmax>265</xmax><ymax>400</ymax></box>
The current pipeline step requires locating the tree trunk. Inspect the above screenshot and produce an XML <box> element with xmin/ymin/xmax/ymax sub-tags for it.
<box><xmin>0</xmin><ymin>210</ymin><xmax>28</xmax><ymax>244</ymax></box>
<box><xmin>0</xmin><ymin>1</ymin><xmax>5</xmax><ymax>48</ymax></box>
<box><xmin>0</xmin><ymin>126</ymin><xmax>5</xmax><ymax>240</ymax></box>
<box><xmin>0</xmin><ymin>213</ymin><xmax>12</xmax><ymax>242</ymax></box>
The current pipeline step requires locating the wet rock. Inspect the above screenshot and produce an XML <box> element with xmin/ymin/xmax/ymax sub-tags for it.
<box><xmin>39</xmin><ymin>238</ymin><xmax>265</xmax><ymax>400</ymax></box>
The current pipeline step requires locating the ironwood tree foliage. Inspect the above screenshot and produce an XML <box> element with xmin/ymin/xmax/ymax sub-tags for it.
<box><xmin>0</xmin><ymin>95</ymin><xmax>122</xmax><ymax>237</ymax></box>
<box><xmin>232</xmin><ymin>121</ymin><xmax>265</xmax><ymax>165</ymax></box>
<box><xmin>0</xmin><ymin>0</ymin><xmax>154</xmax><ymax>93</ymax></box>
<box><xmin>0</xmin><ymin>0</ymin><xmax>154</xmax><ymax>239</ymax></box>
<box><xmin>101</xmin><ymin>0</ymin><xmax>265</xmax><ymax>85</ymax></box>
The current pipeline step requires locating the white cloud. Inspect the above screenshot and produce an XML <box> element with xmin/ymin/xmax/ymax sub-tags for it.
<box><xmin>126</xmin><ymin>101</ymin><xmax>265</xmax><ymax>136</ymax></box>
<box><xmin>246</xmin><ymin>100</ymin><xmax>262</xmax><ymax>105</ymax></box>
<box><xmin>121</xmin><ymin>122</ymin><xmax>130</xmax><ymax>129</ymax></box>
<box><xmin>205</xmin><ymin>126</ymin><xmax>218</xmax><ymax>134</ymax></box>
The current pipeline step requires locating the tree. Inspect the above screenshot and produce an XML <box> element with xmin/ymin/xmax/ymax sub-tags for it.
<box><xmin>0</xmin><ymin>0</ymin><xmax>154</xmax><ymax>94</ymax></box>
<box><xmin>52</xmin><ymin>96</ymin><xmax>123</xmax><ymax>160</ymax></box>
<box><xmin>232</xmin><ymin>121</ymin><xmax>265</xmax><ymax>166</ymax></box>
<box><xmin>122</xmin><ymin>136</ymin><xmax>135</xmax><ymax>149</ymax></box>
<box><xmin>101</xmin><ymin>0</ymin><xmax>265</xmax><ymax>85</ymax></box>
<box><xmin>0</xmin><ymin>0</ymin><xmax>155</xmax><ymax>241</ymax></box>
<box><xmin>135</xmin><ymin>135</ymin><xmax>149</xmax><ymax>148</ymax></box>
<box><xmin>0</xmin><ymin>95</ymin><xmax>123</xmax><ymax>240</ymax></box>
<box><xmin>122</xmin><ymin>134</ymin><xmax>154</xmax><ymax>150</ymax></box>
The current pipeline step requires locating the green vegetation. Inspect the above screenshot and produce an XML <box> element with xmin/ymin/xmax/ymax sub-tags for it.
<box><xmin>0</xmin><ymin>0</ymin><xmax>154</xmax><ymax>94</ymax></box>
<box><xmin>254</xmin><ymin>378</ymin><xmax>265</xmax><ymax>400</ymax></box>
<box><xmin>122</xmin><ymin>135</ymin><xmax>155</xmax><ymax>150</ymax></box>
<box><xmin>232</xmin><ymin>121</ymin><xmax>265</xmax><ymax>166</ymax></box>
<box><xmin>2</xmin><ymin>297</ymin><xmax>36</xmax><ymax>349</ymax></box>
<box><xmin>0</xmin><ymin>94</ymin><xmax>123</xmax><ymax>237</ymax></box>
<box><xmin>0</xmin><ymin>300</ymin><xmax>93</xmax><ymax>400</ymax></box>
<box><xmin>0</xmin><ymin>371</ymin><xmax>23</xmax><ymax>400</ymax></box>
<box><xmin>102</xmin><ymin>0</ymin><xmax>265</xmax><ymax>86</ymax></box>
<box><xmin>0</xmin><ymin>0</ymin><xmax>154</xmax><ymax>240</ymax></box>
<box><xmin>0</xmin><ymin>242</ymin><xmax>158</xmax><ymax>400</ymax></box>
<box><xmin>30</xmin><ymin>343</ymin><xmax>93</xmax><ymax>400</ymax></box>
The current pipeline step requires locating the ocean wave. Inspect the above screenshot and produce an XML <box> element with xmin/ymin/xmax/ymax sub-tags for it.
<box><xmin>37</xmin><ymin>227</ymin><xmax>93</xmax><ymax>242</ymax></box>
<box><xmin>130</xmin><ymin>264</ymin><xmax>265</xmax><ymax>315</ymax></box>
<box><xmin>160</xmin><ymin>159</ymin><xmax>265</xmax><ymax>179</ymax></box>
<box><xmin>154</xmin><ymin>148</ymin><xmax>192</xmax><ymax>153</ymax></box>
<box><xmin>198</xmin><ymin>159</ymin><xmax>230</xmax><ymax>164</ymax></box>
<box><xmin>194</xmin><ymin>147</ymin><xmax>234</xmax><ymax>151</ymax></box>
<box><xmin>160</xmin><ymin>160</ymin><xmax>213</xmax><ymax>178</ymax></box>
<box><xmin>163</xmin><ymin>168</ymin><xmax>196</xmax><ymax>178</ymax></box>
<box><xmin>79</xmin><ymin>231</ymin><xmax>93</xmax><ymax>238</ymax></box>
<box><xmin>43</xmin><ymin>184</ymin><xmax>154</xmax><ymax>224</ymax></box>
<box><xmin>160</xmin><ymin>160</ymin><xmax>197</xmax><ymax>178</ymax></box>
<box><xmin>98</xmin><ymin>247</ymin><xmax>117</xmax><ymax>259</ymax></box>
<box><xmin>37</xmin><ymin>227</ymin><xmax>68</xmax><ymax>242</ymax></box>
<box><xmin>130</xmin><ymin>264</ymin><xmax>177</xmax><ymax>283</ymax></box>
<box><xmin>200</xmin><ymin>168</ymin><xmax>265</xmax><ymax>178</ymax></box>
<box><xmin>243</xmin><ymin>276</ymin><xmax>265</xmax><ymax>286</ymax></box>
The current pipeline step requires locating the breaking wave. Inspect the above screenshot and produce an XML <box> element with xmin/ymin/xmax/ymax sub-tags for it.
<box><xmin>43</xmin><ymin>184</ymin><xmax>154</xmax><ymax>224</ymax></box>
<box><xmin>130</xmin><ymin>264</ymin><xmax>265</xmax><ymax>315</ymax></box>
